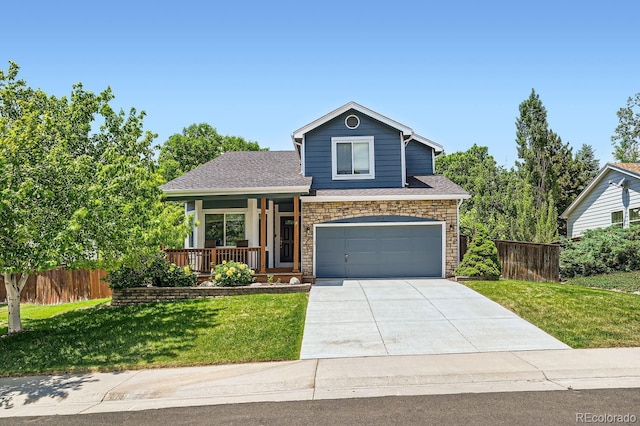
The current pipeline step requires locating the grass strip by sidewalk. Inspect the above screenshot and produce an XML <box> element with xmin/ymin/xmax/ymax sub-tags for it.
<box><xmin>565</xmin><ymin>271</ymin><xmax>640</xmax><ymax>294</ymax></box>
<box><xmin>0</xmin><ymin>293</ymin><xmax>307</xmax><ymax>377</ymax></box>
<box><xmin>463</xmin><ymin>280</ymin><xmax>640</xmax><ymax>349</ymax></box>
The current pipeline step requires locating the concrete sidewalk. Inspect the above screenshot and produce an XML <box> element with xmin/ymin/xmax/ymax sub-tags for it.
<box><xmin>2</xmin><ymin>347</ymin><xmax>640</xmax><ymax>418</ymax></box>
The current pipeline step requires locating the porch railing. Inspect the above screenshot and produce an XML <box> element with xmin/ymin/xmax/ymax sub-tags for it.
<box><xmin>165</xmin><ymin>248</ymin><xmax>262</xmax><ymax>273</ymax></box>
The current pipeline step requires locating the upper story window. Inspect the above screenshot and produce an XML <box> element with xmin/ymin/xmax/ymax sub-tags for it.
<box><xmin>331</xmin><ymin>136</ymin><xmax>375</xmax><ymax>180</ymax></box>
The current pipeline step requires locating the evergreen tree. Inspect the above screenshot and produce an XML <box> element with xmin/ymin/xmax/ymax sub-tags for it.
<box><xmin>455</xmin><ymin>224</ymin><xmax>501</xmax><ymax>279</ymax></box>
<box><xmin>514</xmin><ymin>89</ymin><xmax>591</xmax><ymax>240</ymax></box>
<box><xmin>612</xmin><ymin>93</ymin><xmax>640</xmax><ymax>162</ymax></box>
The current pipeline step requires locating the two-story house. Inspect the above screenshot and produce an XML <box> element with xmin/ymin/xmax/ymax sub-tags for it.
<box><xmin>161</xmin><ymin>102</ymin><xmax>469</xmax><ymax>280</ymax></box>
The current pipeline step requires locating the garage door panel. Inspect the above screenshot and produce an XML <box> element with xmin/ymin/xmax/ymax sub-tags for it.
<box><xmin>316</xmin><ymin>224</ymin><xmax>443</xmax><ymax>278</ymax></box>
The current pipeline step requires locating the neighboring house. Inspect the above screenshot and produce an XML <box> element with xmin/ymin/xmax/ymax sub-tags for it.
<box><xmin>561</xmin><ymin>163</ymin><xmax>640</xmax><ymax>238</ymax></box>
<box><xmin>161</xmin><ymin>102</ymin><xmax>469</xmax><ymax>279</ymax></box>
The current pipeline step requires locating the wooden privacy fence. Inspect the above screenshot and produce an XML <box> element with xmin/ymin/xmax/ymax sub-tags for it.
<box><xmin>459</xmin><ymin>236</ymin><xmax>560</xmax><ymax>282</ymax></box>
<box><xmin>0</xmin><ymin>269</ymin><xmax>111</xmax><ymax>304</ymax></box>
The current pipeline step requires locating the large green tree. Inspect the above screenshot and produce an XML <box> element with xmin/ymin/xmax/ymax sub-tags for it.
<box><xmin>436</xmin><ymin>144</ymin><xmax>512</xmax><ymax>239</ymax></box>
<box><xmin>514</xmin><ymin>89</ymin><xmax>597</xmax><ymax>241</ymax></box>
<box><xmin>157</xmin><ymin>123</ymin><xmax>265</xmax><ymax>182</ymax></box>
<box><xmin>0</xmin><ymin>62</ymin><xmax>188</xmax><ymax>334</ymax></box>
<box><xmin>611</xmin><ymin>93</ymin><xmax>640</xmax><ymax>162</ymax></box>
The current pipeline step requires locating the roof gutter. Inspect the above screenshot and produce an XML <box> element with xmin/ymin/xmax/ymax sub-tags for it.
<box><xmin>163</xmin><ymin>185</ymin><xmax>312</xmax><ymax>198</ymax></box>
<box><xmin>301</xmin><ymin>194</ymin><xmax>471</xmax><ymax>202</ymax></box>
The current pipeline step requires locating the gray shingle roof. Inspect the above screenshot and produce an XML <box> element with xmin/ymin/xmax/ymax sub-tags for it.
<box><xmin>311</xmin><ymin>175</ymin><xmax>470</xmax><ymax>198</ymax></box>
<box><xmin>161</xmin><ymin>151</ymin><xmax>312</xmax><ymax>192</ymax></box>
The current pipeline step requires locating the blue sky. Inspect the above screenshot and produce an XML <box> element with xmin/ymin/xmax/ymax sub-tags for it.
<box><xmin>4</xmin><ymin>1</ymin><xmax>639</xmax><ymax>167</ymax></box>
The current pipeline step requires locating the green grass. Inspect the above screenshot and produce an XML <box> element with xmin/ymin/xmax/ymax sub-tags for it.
<box><xmin>565</xmin><ymin>271</ymin><xmax>640</xmax><ymax>294</ymax></box>
<box><xmin>0</xmin><ymin>299</ymin><xmax>111</xmax><ymax>334</ymax></box>
<box><xmin>0</xmin><ymin>293</ymin><xmax>308</xmax><ymax>377</ymax></box>
<box><xmin>463</xmin><ymin>280</ymin><xmax>640</xmax><ymax>349</ymax></box>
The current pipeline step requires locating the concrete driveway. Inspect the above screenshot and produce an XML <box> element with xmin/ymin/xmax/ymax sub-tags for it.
<box><xmin>300</xmin><ymin>279</ymin><xmax>569</xmax><ymax>359</ymax></box>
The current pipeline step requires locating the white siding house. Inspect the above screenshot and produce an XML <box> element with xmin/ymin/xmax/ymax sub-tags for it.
<box><xmin>561</xmin><ymin>163</ymin><xmax>640</xmax><ymax>238</ymax></box>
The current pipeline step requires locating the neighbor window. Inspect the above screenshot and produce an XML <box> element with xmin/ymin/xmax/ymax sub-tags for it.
<box><xmin>331</xmin><ymin>136</ymin><xmax>375</xmax><ymax>179</ymax></box>
<box><xmin>611</xmin><ymin>211</ymin><xmax>623</xmax><ymax>227</ymax></box>
<box><xmin>631</xmin><ymin>208</ymin><xmax>640</xmax><ymax>227</ymax></box>
<box><xmin>205</xmin><ymin>213</ymin><xmax>245</xmax><ymax>246</ymax></box>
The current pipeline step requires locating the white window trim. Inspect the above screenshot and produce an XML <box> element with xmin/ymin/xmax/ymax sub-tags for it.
<box><xmin>629</xmin><ymin>206</ymin><xmax>640</xmax><ymax>227</ymax></box>
<box><xmin>203</xmin><ymin>209</ymin><xmax>247</xmax><ymax>247</ymax></box>
<box><xmin>331</xmin><ymin>136</ymin><xmax>375</xmax><ymax>180</ymax></box>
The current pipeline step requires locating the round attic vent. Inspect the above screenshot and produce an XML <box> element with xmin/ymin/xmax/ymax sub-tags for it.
<box><xmin>345</xmin><ymin>114</ymin><xmax>360</xmax><ymax>129</ymax></box>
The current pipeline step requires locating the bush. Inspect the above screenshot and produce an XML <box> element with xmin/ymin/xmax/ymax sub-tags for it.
<box><xmin>212</xmin><ymin>260</ymin><xmax>254</xmax><ymax>287</ymax></box>
<box><xmin>105</xmin><ymin>256</ymin><xmax>197</xmax><ymax>289</ymax></box>
<box><xmin>144</xmin><ymin>256</ymin><xmax>196</xmax><ymax>288</ymax></box>
<box><xmin>560</xmin><ymin>226</ymin><xmax>640</xmax><ymax>278</ymax></box>
<box><xmin>455</xmin><ymin>224</ymin><xmax>501</xmax><ymax>279</ymax></box>
<box><xmin>104</xmin><ymin>266</ymin><xmax>145</xmax><ymax>289</ymax></box>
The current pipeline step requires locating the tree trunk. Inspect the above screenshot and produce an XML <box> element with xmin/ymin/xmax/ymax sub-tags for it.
<box><xmin>4</xmin><ymin>272</ymin><xmax>29</xmax><ymax>334</ymax></box>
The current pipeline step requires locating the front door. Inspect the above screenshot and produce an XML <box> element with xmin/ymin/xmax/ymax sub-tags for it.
<box><xmin>280</xmin><ymin>217</ymin><xmax>295</xmax><ymax>263</ymax></box>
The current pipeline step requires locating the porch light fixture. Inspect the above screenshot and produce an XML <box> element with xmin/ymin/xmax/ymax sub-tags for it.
<box><xmin>305</xmin><ymin>225</ymin><xmax>311</xmax><ymax>235</ymax></box>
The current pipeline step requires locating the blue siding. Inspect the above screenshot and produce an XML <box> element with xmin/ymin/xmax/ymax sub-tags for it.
<box><xmin>405</xmin><ymin>140</ymin><xmax>434</xmax><ymax>176</ymax></box>
<box><xmin>304</xmin><ymin>110</ymin><xmax>403</xmax><ymax>189</ymax></box>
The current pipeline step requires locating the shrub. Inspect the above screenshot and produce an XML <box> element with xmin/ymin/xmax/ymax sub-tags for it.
<box><xmin>144</xmin><ymin>256</ymin><xmax>196</xmax><ymax>287</ymax></box>
<box><xmin>455</xmin><ymin>224</ymin><xmax>501</xmax><ymax>279</ymax></box>
<box><xmin>105</xmin><ymin>256</ymin><xmax>196</xmax><ymax>289</ymax></box>
<box><xmin>104</xmin><ymin>266</ymin><xmax>145</xmax><ymax>289</ymax></box>
<box><xmin>212</xmin><ymin>260</ymin><xmax>254</xmax><ymax>287</ymax></box>
<box><xmin>560</xmin><ymin>226</ymin><xmax>640</xmax><ymax>278</ymax></box>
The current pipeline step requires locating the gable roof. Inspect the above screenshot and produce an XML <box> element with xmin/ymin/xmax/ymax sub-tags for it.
<box><xmin>560</xmin><ymin>162</ymin><xmax>640</xmax><ymax>219</ymax></box>
<box><xmin>161</xmin><ymin>151</ymin><xmax>312</xmax><ymax>198</ymax></box>
<box><xmin>291</xmin><ymin>101</ymin><xmax>443</xmax><ymax>153</ymax></box>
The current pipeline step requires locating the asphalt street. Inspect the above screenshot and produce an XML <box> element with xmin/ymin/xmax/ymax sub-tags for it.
<box><xmin>3</xmin><ymin>388</ymin><xmax>638</xmax><ymax>426</ymax></box>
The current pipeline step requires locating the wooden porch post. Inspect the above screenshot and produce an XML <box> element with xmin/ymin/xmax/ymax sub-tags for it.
<box><xmin>260</xmin><ymin>198</ymin><xmax>267</xmax><ymax>273</ymax></box>
<box><xmin>293</xmin><ymin>196</ymin><xmax>300</xmax><ymax>273</ymax></box>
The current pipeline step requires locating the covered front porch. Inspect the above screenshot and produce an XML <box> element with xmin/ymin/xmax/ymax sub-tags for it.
<box><xmin>165</xmin><ymin>195</ymin><xmax>305</xmax><ymax>283</ymax></box>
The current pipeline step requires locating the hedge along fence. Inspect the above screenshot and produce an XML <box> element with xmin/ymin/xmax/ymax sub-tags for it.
<box><xmin>0</xmin><ymin>269</ymin><xmax>111</xmax><ymax>304</ymax></box>
<box><xmin>459</xmin><ymin>236</ymin><xmax>560</xmax><ymax>282</ymax></box>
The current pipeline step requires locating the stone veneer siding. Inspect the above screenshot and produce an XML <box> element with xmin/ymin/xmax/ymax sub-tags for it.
<box><xmin>111</xmin><ymin>284</ymin><xmax>310</xmax><ymax>306</ymax></box>
<box><xmin>301</xmin><ymin>199</ymin><xmax>459</xmax><ymax>277</ymax></box>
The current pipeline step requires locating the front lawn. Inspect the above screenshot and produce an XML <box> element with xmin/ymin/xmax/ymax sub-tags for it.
<box><xmin>0</xmin><ymin>293</ymin><xmax>308</xmax><ymax>377</ymax></box>
<box><xmin>565</xmin><ymin>271</ymin><xmax>640</xmax><ymax>294</ymax></box>
<box><xmin>0</xmin><ymin>298</ymin><xmax>110</xmax><ymax>335</ymax></box>
<box><xmin>463</xmin><ymin>280</ymin><xmax>640</xmax><ymax>349</ymax></box>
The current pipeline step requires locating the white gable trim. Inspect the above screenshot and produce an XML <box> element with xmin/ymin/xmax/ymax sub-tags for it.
<box><xmin>560</xmin><ymin>163</ymin><xmax>640</xmax><ymax>219</ymax></box>
<box><xmin>408</xmin><ymin>133</ymin><xmax>444</xmax><ymax>153</ymax></box>
<box><xmin>292</xmin><ymin>101</ymin><xmax>413</xmax><ymax>141</ymax></box>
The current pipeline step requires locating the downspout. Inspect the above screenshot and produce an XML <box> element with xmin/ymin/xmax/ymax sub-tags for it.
<box><xmin>433</xmin><ymin>150</ymin><xmax>443</xmax><ymax>174</ymax></box>
<box><xmin>400</xmin><ymin>132</ymin><xmax>413</xmax><ymax>188</ymax></box>
<box><xmin>402</xmin><ymin>132</ymin><xmax>415</xmax><ymax>187</ymax></box>
<box><xmin>456</xmin><ymin>198</ymin><xmax>463</xmax><ymax>265</ymax></box>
